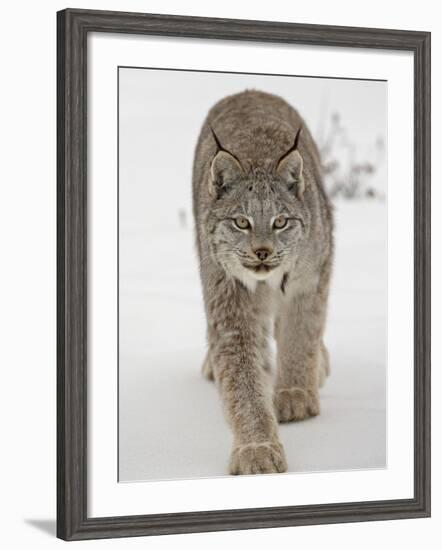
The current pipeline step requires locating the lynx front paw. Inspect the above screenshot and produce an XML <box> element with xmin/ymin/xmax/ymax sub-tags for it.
<box><xmin>274</xmin><ymin>387</ymin><xmax>320</xmax><ymax>423</ymax></box>
<box><xmin>229</xmin><ymin>441</ymin><xmax>287</xmax><ymax>475</ymax></box>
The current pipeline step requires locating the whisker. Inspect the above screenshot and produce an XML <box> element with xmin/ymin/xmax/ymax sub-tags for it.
<box><xmin>196</xmin><ymin>252</ymin><xmax>233</xmax><ymax>269</ymax></box>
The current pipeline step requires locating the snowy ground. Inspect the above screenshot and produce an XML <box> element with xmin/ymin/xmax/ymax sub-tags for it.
<box><xmin>118</xmin><ymin>201</ymin><xmax>387</xmax><ymax>482</ymax></box>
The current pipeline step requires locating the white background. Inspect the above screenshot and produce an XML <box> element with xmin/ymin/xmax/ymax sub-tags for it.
<box><xmin>0</xmin><ymin>0</ymin><xmax>439</xmax><ymax>548</ymax></box>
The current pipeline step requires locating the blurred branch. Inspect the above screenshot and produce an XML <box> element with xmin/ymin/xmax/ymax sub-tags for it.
<box><xmin>318</xmin><ymin>111</ymin><xmax>386</xmax><ymax>201</ymax></box>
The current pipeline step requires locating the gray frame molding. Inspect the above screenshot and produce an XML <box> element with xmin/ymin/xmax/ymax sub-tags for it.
<box><xmin>57</xmin><ymin>8</ymin><xmax>431</xmax><ymax>541</ymax></box>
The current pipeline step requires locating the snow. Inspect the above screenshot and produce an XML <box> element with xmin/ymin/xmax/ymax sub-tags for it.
<box><xmin>118</xmin><ymin>67</ymin><xmax>387</xmax><ymax>482</ymax></box>
<box><xmin>118</xmin><ymin>201</ymin><xmax>387</xmax><ymax>482</ymax></box>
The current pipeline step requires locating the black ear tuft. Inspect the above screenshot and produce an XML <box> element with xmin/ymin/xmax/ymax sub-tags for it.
<box><xmin>209</xmin><ymin>125</ymin><xmax>223</xmax><ymax>151</ymax></box>
<box><xmin>209</xmin><ymin>125</ymin><xmax>243</xmax><ymax>167</ymax></box>
<box><xmin>293</xmin><ymin>126</ymin><xmax>302</xmax><ymax>150</ymax></box>
<box><xmin>275</xmin><ymin>127</ymin><xmax>302</xmax><ymax>167</ymax></box>
<box><xmin>208</xmin><ymin>125</ymin><xmax>244</xmax><ymax>198</ymax></box>
<box><xmin>276</xmin><ymin>128</ymin><xmax>305</xmax><ymax>199</ymax></box>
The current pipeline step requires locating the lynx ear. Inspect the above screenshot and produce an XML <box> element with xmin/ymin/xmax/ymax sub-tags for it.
<box><xmin>210</xmin><ymin>151</ymin><xmax>243</xmax><ymax>196</ymax></box>
<box><xmin>276</xmin><ymin>128</ymin><xmax>305</xmax><ymax>199</ymax></box>
<box><xmin>209</xmin><ymin>126</ymin><xmax>243</xmax><ymax>197</ymax></box>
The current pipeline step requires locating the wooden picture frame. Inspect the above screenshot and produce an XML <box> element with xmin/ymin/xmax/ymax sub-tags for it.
<box><xmin>57</xmin><ymin>8</ymin><xmax>431</xmax><ymax>540</ymax></box>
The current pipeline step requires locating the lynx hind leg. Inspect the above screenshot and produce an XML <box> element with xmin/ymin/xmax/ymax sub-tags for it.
<box><xmin>274</xmin><ymin>292</ymin><xmax>326</xmax><ymax>424</ymax></box>
<box><xmin>275</xmin><ymin>386</ymin><xmax>321</xmax><ymax>423</ymax></box>
<box><xmin>201</xmin><ymin>350</ymin><xmax>215</xmax><ymax>381</ymax></box>
<box><xmin>318</xmin><ymin>341</ymin><xmax>330</xmax><ymax>388</ymax></box>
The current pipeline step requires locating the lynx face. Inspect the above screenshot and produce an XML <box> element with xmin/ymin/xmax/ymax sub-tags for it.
<box><xmin>207</xmin><ymin>170</ymin><xmax>308</xmax><ymax>289</ymax></box>
<box><xmin>204</xmin><ymin>128</ymin><xmax>307</xmax><ymax>289</ymax></box>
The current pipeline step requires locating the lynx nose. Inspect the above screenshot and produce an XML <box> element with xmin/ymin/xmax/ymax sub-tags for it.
<box><xmin>254</xmin><ymin>248</ymin><xmax>272</xmax><ymax>261</ymax></box>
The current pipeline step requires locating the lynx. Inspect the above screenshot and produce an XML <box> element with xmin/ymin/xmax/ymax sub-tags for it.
<box><xmin>192</xmin><ymin>90</ymin><xmax>333</xmax><ymax>475</ymax></box>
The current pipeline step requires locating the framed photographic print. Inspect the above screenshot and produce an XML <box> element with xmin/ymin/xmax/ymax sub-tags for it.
<box><xmin>57</xmin><ymin>8</ymin><xmax>431</xmax><ymax>541</ymax></box>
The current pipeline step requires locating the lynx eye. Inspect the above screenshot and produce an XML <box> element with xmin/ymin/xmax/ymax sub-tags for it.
<box><xmin>234</xmin><ymin>216</ymin><xmax>251</xmax><ymax>230</ymax></box>
<box><xmin>273</xmin><ymin>216</ymin><xmax>288</xmax><ymax>229</ymax></box>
